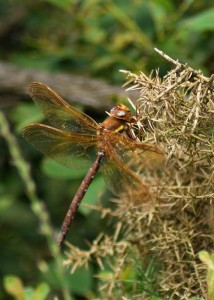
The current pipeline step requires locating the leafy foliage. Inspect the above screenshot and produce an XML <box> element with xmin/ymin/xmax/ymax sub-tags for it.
<box><xmin>1</xmin><ymin>0</ymin><xmax>214</xmax><ymax>80</ymax></box>
<box><xmin>3</xmin><ymin>276</ymin><xmax>50</xmax><ymax>300</ymax></box>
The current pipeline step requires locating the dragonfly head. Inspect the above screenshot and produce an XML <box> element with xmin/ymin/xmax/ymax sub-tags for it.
<box><xmin>110</xmin><ymin>104</ymin><xmax>132</xmax><ymax>122</ymax></box>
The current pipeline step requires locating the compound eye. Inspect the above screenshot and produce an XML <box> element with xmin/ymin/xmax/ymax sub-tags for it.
<box><xmin>110</xmin><ymin>104</ymin><xmax>131</xmax><ymax>121</ymax></box>
<box><xmin>114</xmin><ymin>109</ymin><xmax>126</xmax><ymax>117</ymax></box>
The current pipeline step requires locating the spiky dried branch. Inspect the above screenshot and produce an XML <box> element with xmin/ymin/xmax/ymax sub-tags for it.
<box><xmin>64</xmin><ymin>49</ymin><xmax>214</xmax><ymax>299</ymax></box>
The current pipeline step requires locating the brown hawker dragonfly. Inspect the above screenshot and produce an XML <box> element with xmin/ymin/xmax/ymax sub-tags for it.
<box><xmin>22</xmin><ymin>82</ymin><xmax>163</xmax><ymax>246</ymax></box>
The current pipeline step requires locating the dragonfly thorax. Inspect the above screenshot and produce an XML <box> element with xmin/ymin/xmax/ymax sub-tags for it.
<box><xmin>100</xmin><ymin>116</ymin><xmax>128</xmax><ymax>133</ymax></box>
<box><xmin>100</xmin><ymin>104</ymin><xmax>132</xmax><ymax>134</ymax></box>
<box><xmin>110</xmin><ymin>104</ymin><xmax>132</xmax><ymax>121</ymax></box>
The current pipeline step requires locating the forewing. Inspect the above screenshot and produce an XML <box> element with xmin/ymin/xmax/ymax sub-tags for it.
<box><xmin>22</xmin><ymin>124</ymin><xmax>97</xmax><ymax>168</ymax></box>
<box><xmin>28</xmin><ymin>82</ymin><xmax>98</xmax><ymax>134</ymax></box>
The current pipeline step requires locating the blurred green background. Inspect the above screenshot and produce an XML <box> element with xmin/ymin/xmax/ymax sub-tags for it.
<box><xmin>0</xmin><ymin>0</ymin><xmax>213</xmax><ymax>299</ymax></box>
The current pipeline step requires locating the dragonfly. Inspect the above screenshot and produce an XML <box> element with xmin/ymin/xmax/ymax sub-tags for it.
<box><xmin>22</xmin><ymin>82</ymin><xmax>163</xmax><ymax>246</ymax></box>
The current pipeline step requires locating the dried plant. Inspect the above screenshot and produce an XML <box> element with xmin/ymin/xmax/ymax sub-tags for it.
<box><xmin>64</xmin><ymin>49</ymin><xmax>214</xmax><ymax>300</ymax></box>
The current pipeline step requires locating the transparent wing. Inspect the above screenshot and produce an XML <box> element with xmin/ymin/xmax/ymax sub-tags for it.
<box><xmin>23</xmin><ymin>124</ymin><xmax>97</xmax><ymax>168</ymax></box>
<box><xmin>101</xmin><ymin>143</ymin><xmax>152</xmax><ymax>206</ymax></box>
<box><xmin>115</xmin><ymin>136</ymin><xmax>164</xmax><ymax>173</ymax></box>
<box><xmin>28</xmin><ymin>82</ymin><xmax>98</xmax><ymax>134</ymax></box>
<box><xmin>104</xmin><ymin>133</ymin><xmax>164</xmax><ymax>172</ymax></box>
<box><xmin>100</xmin><ymin>133</ymin><xmax>164</xmax><ymax>206</ymax></box>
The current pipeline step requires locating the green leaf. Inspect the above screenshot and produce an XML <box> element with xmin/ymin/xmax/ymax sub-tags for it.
<box><xmin>92</xmin><ymin>55</ymin><xmax>118</xmax><ymax>71</ymax></box>
<box><xmin>3</xmin><ymin>275</ymin><xmax>24</xmax><ymax>299</ymax></box>
<box><xmin>32</xmin><ymin>283</ymin><xmax>50</xmax><ymax>300</ymax></box>
<box><xmin>148</xmin><ymin>1</ymin><xmax>174</xmax><ymax>33</ymax></box>
<box><xmin>120</xmin><ymin>265</ymin><xmax>137</xmax><ymax>280</ymax></box>
<box><xmin>11</xmin><ymin>53</ymin><xmax>59</xmax><ymax>70</ymax></box>
<box><xmin>199</xmin><ymin>251</ymin><xmax>214</xmax><ymax>299</ymax></box>
<box><xmin>0</xmin><ymin>194</ymin><xmax>15</xmax><ymax>212</ymax></box>
<box><xmin>79</xmin><ymin>175</ymin><xmax>105</xmax><ymax>216</ymax></box>
<box><xmin>42</xmin><ymin>159</ymin><xmax>89</xmax><ymax>179</ymax></box>
<box><xmin>23</xmin><ymin>287</ymin><xmax>34</xmax><ymax>300</ymax></box>
<box><xmin>68</xmin><ymin>266</ymin><xmax>93</xmax><ymax>295</ymax></box>
<box><xmin>151</xmin><ymin>296</ymin><xmax>163</xmax><ymax>300</ymax></box>
<box><xmin>199</xmin><ymin>251</ymin><xmax>214</xmax><ymax>268</ymax></box>
<box><xmin>10</xmin><ymin>103</ymin><xmax>43</xmax><ymax>132</ymax></box>
<box><xmin>45</xmin><ymin>0</ymin><xmax>71</xmax><ymax>9</ymax></box>
<box><xmin>180</xmin><ymin>8</ymin><xmax>214</xmax><ymax>32</ymax></box>
<box><xmin>96</xmin><ymin>271</ymin><xmax>113</xmax><ymax>280</ymax></box>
